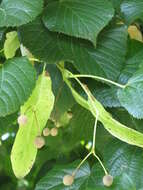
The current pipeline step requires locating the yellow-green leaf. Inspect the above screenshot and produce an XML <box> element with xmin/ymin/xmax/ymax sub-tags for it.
<box><xmin>4</xmin><ymin>31</ymin><xmax>20</xmax><ymax>59</ymax></box>
<box><xmin>11</xmin><ymin>71</ymin><xmax>55</xmax><ymax>178</ymax></box>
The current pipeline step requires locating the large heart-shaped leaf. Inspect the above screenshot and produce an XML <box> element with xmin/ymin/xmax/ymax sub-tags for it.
<box><xmin>42</xmin><ymin>0</ymin><xmax>114</xmax><ymax>45</ymax></box>
<box><xmin>118</xmin><ymin>65</ymin><xmax>143</xmax><ymax>118</ymax></box>
<box><xmin>0</xmin><ymin>57</ymin><xmax>36</xmax><ymax>117</ymax></box>
<box><xmin>11</xmin><ymin>72</ymin><xmax>55</xmax><ymax>178</ymax></box>
<box><xmin>0</xmin><ymin>0</ymin><xmax>43</xmax><ymax>27</ymax></box>
<box><xmin>121</xmin><ymin>0</ymin><xmax>143</xmax><ymax>25</ymax></box>
<box><xmin>19</xmin><ymin>18</ymin><xmax>127</xmax><ymax>81</ymax></box>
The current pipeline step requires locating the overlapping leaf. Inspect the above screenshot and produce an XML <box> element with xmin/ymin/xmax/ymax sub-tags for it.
<box><xmin>11</xmin><ymin>72</ymin><xmax>55</xmax><ymax>178</ymax></box>
<box><xmin>0</xmin><ymin>0</ymin><xmax>43</xmax><ymax>27</ymax></box>
<box><xmin>19</xmin><ymin>18</ymin><xmax>127</xmax><ymax>80</ymax></box>
<box><xmin>46</xmin><ymin>64</ymin><xmax>75</xmax><ymax>120</ymax></box>
<box><xmin>0</xmin><ymin>57</ymin><xmax>36</xmax><ymax>117</ymax></box>
<box><xmin>43</xmin><ymin>0</ymin><xmax>114</xmax><ymax>45</ymax></box>
<box><xmin>121</xmin><ymin>0</ymin><xmax>143</xmax><ymax>24</ymax></box>
<box><xmin>118</xmin><ymin>64</ymin><xmax>143</xmax><ymax>118</ymax></box>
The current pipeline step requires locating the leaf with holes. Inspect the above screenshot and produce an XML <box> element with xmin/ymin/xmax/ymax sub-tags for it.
<box><xmin>0</xmin><ymin>0</ymin><xmax>43</xmax><ymax>27</ymax></box>
<box><xmin>0</xmin><ymin>57</ymin><xmax>36</xmax><ymax>117</ymax></box>
<box><xmin>42</xmin><ymin>0</ymin><xmax>114</xmax><ymax>45</ymax></box>
<box><xmin>11</xmin><ymin>71</ymin><xmax>55</xmax><ymax>178</ymax></box>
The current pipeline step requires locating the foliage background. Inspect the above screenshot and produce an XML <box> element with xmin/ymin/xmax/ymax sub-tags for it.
<box><xmin>1</xmin><ymin>0</ymin><xmax>143</xmax><ymax>189</ymax></box>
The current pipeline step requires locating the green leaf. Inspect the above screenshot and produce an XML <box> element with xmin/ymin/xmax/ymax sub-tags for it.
<box><xmin>11</xmin><ymin>72</ymin><xmax>55</xmax><ymax>178</ymax></box>
<box><xmin>89</xmin><ymin>172</ymin><xmax>136</xmax><ymax>190</ymax></box>
<box><xmin>96</xmin><ymin>140</ymin><xmax>143</xmax><ymax>189</ymax></box>
<box><xmin>0</xmin><ymin>0</ymin><xmax>43</xmax><ymax>27</ymax></box>
<box><xmin>92</xmin><ymin>87</ymin><xmax>121</xmax><ymax>108</ymax></box>
<box><xmin>110</xmin><ymin>0</ymin><xmax>123</xmax><ymax>10</ymax></box>
<box><xmin>65</xmin><ymin>104</ymin><xmax>94</xmax><ymax>147</ymax></box>
<box><xmin>19</xmin><ymin>18</ymin><xmax>127</xmax><ymax>81</ymax></box>
<box><xmin>118</xmin><ymin>40</ymin><xmax>143</xmax><ymax>84</ymax></box>
<box><xmin>0</xmin><ymin>27</ymin><xmax>5</xmax><ymax>49</ymax></box>
<box><xmin>118</xmin><ymin>65</ymin><xmax>143</xmax><ymax>118</ymax></box>
<box><xmin>35</xmin><ymin>160</ymin><xmax>91</xmax><ymax>190</ymax></box>
<box><xmin>121</xmin><ymin>0</ymin><xmax>143</xmax><ymax>25</ymax></box>
<box><xmin>4</xmin><ymin>31</ymin><xmax>20</xmax><ymax>59</ymax></box>
<box><xmin>62</xmin><ymin>69</ymin><xmax>143</xmax><ymax>148</ymax></box>
<box><xmin>42</xmin><ymin>0</ymin><xmax>114</xmax><ymax>45</ymax></box>
<box><xmin>0</xmin><ymin>57</ymin><xmax>36</xmax><ymax>117</ymax></box>
<box><xmin>0</xmin><ymin>112</ymin><xmax>18</xmax><ymax>132</ymax></box>
<box><xmin>46</xmin><ymin>64</ymin><xmax>75</xmax><ymax>120</ymax></box>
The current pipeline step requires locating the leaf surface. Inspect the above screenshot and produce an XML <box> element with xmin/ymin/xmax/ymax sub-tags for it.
<box><xmin>11</xmin><ymin>72</ymin><xmax>55</xmax><ymax>178</ymax></box>
<box><xmin>0</xmin><ymin>57</ymin><xmax>36</xmax><ymax>117</ymax></box>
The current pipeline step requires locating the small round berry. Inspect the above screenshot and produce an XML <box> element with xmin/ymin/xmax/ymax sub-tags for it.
<box><xmin>18</xmin><ymin>115</ymin><xmax>27</xmax><ymax>125</ymax></box>
<box><xmin>34</xmin><ymin>136</ymin><xmax>45</xmax><ymax>149</ymax></box>
<box><xmin>63</xmin><ymin>175</ymin><xmax>74</xmax><ymax>186</ymax></box>
<box><xmin>43</xmin><ymin>128</ymin><xmax>50</xmax><ymax>137</ymax></box>
<box><xmin>103</xmin><ymin>174</ymin><xmax>113</xmax><ymax>187</ymax></box>
<box><xmin>50</xmin><ymin>128</ymin><xmax>58</xmax><ymax>137</ymax></box>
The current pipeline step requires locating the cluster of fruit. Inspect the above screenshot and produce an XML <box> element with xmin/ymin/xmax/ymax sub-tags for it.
<box><xmin>17</xmin><ymin>115</ymin><xmax>58</xmax><ymax>149</ymax></box>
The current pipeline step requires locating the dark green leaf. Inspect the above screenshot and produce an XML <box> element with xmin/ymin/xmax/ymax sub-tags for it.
<box><xmin>0</xmin><ymin>0</ymin><xmax>43</xmax><ymax>27</ymax></box>
<box><xmin>118</xmin><ymin>40</ymin><xmax>143</xmax><ymax>84</ymax></box>
<box><xmin>46</xmin><ymin>64</ymin><xmax>75</xmax><ymax>120</ymax></box>
<box><xmin>118</xmin><ymin>64</ymin><xmax>143</xmax><ymax>118</ymax></box>
<box><xmin>35</xmin><ymin>161</ymin><xmax>90</xmax><ymax>190</ymax></box>
<box><xmin>121</xmin><ymin>0</ymin><xmax>143</xmax><ymax>24</ymax></box>
<box><xmin>92</xmin><ymin>87</ymin><xmax>121</xmax><ymax>108</ymax></box>
<box><xmin>0</xmin><ymin>57</ymin><xmax>36</xmax><ymax>117</ymax></box>
<box><xmin>19</xmin><ymin>18</ymin><xmax>127</xmax><ymax>80</ymax></box>
<box><xmin>43</xmin><ymin>0</ymin><xmax>114</xmax><ymax>45</ymax></box>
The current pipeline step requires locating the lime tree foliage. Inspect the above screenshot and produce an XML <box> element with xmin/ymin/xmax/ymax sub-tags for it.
<box><xmin>1</xmin><ymin>0</ymin><xmax>143</xmax><ymax>190</ymax></box>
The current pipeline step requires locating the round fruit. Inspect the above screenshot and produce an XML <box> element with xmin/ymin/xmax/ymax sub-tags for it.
<box><xmin>63</xmin><ymin>175</ymin><xmax>74</xmax><ymax>186</ymax></box>
<box><xmin>43</xmin><ymin>128</ymin><xmax>50</xmax><ymax>137</ymax></box>
<box><xmin>103</xmin><ymin>174</ymin><xmax>113</xmax><ymax>187</ymax></box>
<box><xmin>34</xmin><ymin>136</ymin><xmax>45</xmax><ymax>149</ymax></box>
<box><xmin>50</xmin><ymin>128</ymin><xmax>58</xmax><ymax>137</ymax></box>
<box><xmin>17</xmin><ymin>115</ymin><xmax>27</xmax><ymax>125</ymax></box>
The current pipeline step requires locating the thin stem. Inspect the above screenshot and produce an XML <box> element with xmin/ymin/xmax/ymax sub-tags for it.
<box><xmin>72</xmin><ymin>152</ymin><xmax>92</xmax><ymax>177</ymax></box>
<box><xmin>29</xmin><ymin>58</ymin><xmax>43</xmax><ymax>63</ymax></box>
<box><xmin>70</xmin><ymin>74</ymin><xmax>125</xmax><ymax>89</ymax></box>
<box><xmin>93</xmin><ymin>152</ymin><xmax>108</xmax><ymax>175</ymax></box>
<box><xmin>92</xmin><ymin>114</ymin><xmax>99</xmax><ymax>151</ymax></box>
<box><xmin>33</xmin><ymin>110</ymin><xmax>41</xmax><ymax>136</ymax></box>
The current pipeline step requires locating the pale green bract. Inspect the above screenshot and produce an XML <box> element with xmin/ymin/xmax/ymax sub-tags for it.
<box><xmin>61</xmin><ymin>68</ymin><xmax>143</xmax><ymax>148</ymax></box>
<box><xmin>11</xmin><ymin>71</ymin><xmax>55</xmax><ymax>178</ymax></box>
